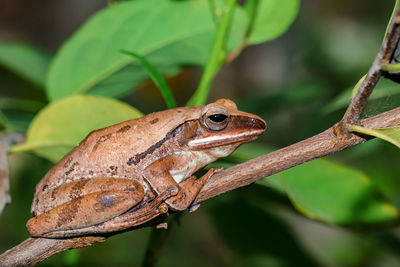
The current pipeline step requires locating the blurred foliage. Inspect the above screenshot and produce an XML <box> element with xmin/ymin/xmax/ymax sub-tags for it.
<box><xmin>10</xmin><ymin>95</ymin><xmax>143</xmax><ymax>162</ymax></box>
<box><xmin>0</xmin><ymin>41</ymin><xmax>51</xmax><ymax>88</ymax></box>
<box><xmin>0</xmin><ymin>0</ymin><xmax>400</xmax><ymax>266</ymax></box>
<box><xmin>46</xmin><ymin>0</ymin><xmax>248</xmax><ymax>101</ymax></box>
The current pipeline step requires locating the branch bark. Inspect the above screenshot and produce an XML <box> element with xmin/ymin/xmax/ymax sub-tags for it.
<box><xmin>2</xmin><ymin>2</ymin><xmax>400</xmax><ymax>267</ymax></box>
<box><xmin>0</xmin><ymin>237</ymin><xmax>105</xmax><ymax>267</ymax></box>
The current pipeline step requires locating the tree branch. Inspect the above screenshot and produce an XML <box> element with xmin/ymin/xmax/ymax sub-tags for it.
<box><xmin>0</xmin><ymin>237</ymin><xmax>105</xmax><ymax>267</ymax></box>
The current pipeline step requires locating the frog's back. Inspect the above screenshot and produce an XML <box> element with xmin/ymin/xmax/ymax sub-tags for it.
<box><xmin>34</xmin><ymin>106</ymin><xmax>201</xmax><ymax>197</ymax></box>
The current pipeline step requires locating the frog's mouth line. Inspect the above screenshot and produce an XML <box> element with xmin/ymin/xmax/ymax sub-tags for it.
<box><xmin>188</xmin><ymin>129</ymin><xmax>265</xmax><ymax>148</ymax></box>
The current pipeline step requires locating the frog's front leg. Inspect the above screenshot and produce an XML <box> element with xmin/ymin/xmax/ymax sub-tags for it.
<box><xmin>144</xmin><ymin>154</ymin><xmax>220</xmax><ymax>211</ymax></box>
<box><xmin>26</xmin><ymin>178</ymin><xmax>144</xmax><ymax>237</ymax></box>
<box><xmin>166</xmin><ymin>168</ymin><xmax>221</xmax><ymax>210</ymax></box>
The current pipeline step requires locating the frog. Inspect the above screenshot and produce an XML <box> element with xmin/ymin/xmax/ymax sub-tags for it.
<box><xmin>26</xmin><ymin>99</ymin><xmax>266</xmax><ymax>238</ymax></box>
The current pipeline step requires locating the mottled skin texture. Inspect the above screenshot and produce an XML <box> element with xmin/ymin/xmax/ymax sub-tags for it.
<box><xmin>27</xmin><ymin>99</ymin><xmax>266</xmax><ymax>238</ymax></box>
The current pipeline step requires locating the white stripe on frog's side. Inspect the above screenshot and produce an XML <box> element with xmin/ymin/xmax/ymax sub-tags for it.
<box><xmin>187</xmin><ymin>130</ymin><xmax>264</xmax><ymax>147</ymax></box>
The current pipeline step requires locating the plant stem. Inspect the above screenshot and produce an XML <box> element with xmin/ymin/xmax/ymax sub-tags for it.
<box><xmin>226</xmin><ymin>0</ymin><xmax>260</xmax><ymax>63</ymax></box>
<box><xmin>186</xmin><ymin>0</ymin><xmax>237</xmax><ymax>106</ymax></box>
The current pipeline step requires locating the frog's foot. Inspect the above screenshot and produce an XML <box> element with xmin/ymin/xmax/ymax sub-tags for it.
<box><xmin>166</xmin><ymin>168</ymin><xmax>222</xmax><ymax>211</ymax></box>
<box><xmin>38</xmin><ymin>186</ymin><xmax>177</xmax><ymax>238</ymax></box>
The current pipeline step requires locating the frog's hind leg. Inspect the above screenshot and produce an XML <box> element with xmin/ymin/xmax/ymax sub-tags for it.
<box><xmin>38</xmin><ymin>186</ymin><xmax>177</xmax><ymax>238</ymax></box>
<box><xmin>27</xmin><ymin>178</ymin><xmax>145</xmax><ymax>238</ymax></box>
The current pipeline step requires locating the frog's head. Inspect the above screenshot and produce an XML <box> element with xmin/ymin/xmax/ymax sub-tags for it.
<box><xmin>182</xmin><ymin>99</ymin><xmax>266</xmax><ymax>156</ymax></box>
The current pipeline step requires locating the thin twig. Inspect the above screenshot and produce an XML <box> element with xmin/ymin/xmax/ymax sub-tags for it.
<box><xmin>341</xmin><ymin>2</ymin><xmax>400</xmax><ymax>126</ymax></box>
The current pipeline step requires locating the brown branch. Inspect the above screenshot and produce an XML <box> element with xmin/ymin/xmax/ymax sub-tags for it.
<box><xmin>0</xmin><ymin>237</ymin><xmax>105</xmax><ymax>267</ymax></box>
<box><xmin>1</xmin><ymin>106</ymin><xmax>399</xmax><ymax>266</ymax></box>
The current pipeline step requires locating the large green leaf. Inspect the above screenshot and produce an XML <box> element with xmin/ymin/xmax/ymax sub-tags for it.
<box><xmin>281</xmin><ymin>159</ymin><xmax>399</xmax><ymax>225</ymax></box>
<box><xmin>46</xmin><ymin>0</ymin><xmax>248</xmax><ymax>101</ymax></box>
<box><xmin>0</xmin><ymin>41</ymin><xmax>51</xmax><ymax>88</ymax></box>
<box><xmin>248</xmin><ymin>0</ymin><xmax>300</xmax><ymax>44</ymax></box>
<box><xmin>10</xmin><ymin>95</ymin><xmax>143</xmax><ymax>162</ymax></box>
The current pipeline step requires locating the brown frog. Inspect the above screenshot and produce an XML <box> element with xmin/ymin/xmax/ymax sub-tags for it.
<box><xmin>26</xmin><ymin>99</ymin><xmax>266</xmax><ymax>238</ymax></box>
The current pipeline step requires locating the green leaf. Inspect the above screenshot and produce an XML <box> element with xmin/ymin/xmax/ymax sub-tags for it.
<box><xmin>10</xmin><ymin>95</ymin><xmax>143</xmax><ymax>162</ymax></box>
<box><xmin>0</xmin><ymin>41</ymin><xmax>51</xmax><ymax>88</ymax></box>
<box><xmin>248</xmin><ymin>0</ymin><xmax>300</xmax><ymax>44</ymax></box>
<box><xmin>46</xmin><ymin>0</ymin><xmax>248</xmax><ymax>101</ymax></box>
<box><xmin>281</xmin><ymin>159</ymin><xmax>399</xmax><ymax>225</ymax></box>
<box><xmin>351</xmin><ymin>74</ymin><xmax>366</xmax><ymax>97</ymax></box>
<box><xmin>382</xmin><ymin>63</ymin><xmax>400</xmax><ymax>72</ymax></box>
<box><xmin>349</xmin><ymin>125</ymin><xmax>400</xmax><ymax>149</ymax></box>
<box><xmin>323</xmin><ymin>77</ymin><xmax>400</xmax><ymax>114</ymax></box>
<box><xmin>121</xmin><ymin>50</ymin><xmax>176</xmax><ymax>109</ymax></box>
<box><xmin>85</xmin><ymin>63</ymin><xmax>180</xmax><ymax>99</ymax></box>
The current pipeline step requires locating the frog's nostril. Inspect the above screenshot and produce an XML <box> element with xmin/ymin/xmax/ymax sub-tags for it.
<box><xmin>253</xmin><ymin>118</ymin><xmax>266</xmax><ymax>130</ymax></box>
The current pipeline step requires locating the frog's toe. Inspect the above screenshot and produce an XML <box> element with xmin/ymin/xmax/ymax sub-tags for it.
<box><xmin>189</xmin><ymin>203</ymin><xmax>200</xmax><ymax>213</ymax></box>
<box><xmin>165</xmin><ymin>186</ymin><xmax>178</xmax><ymax>198</ymax></box>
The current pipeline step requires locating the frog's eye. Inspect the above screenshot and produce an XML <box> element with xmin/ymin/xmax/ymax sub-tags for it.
<box><xmin>208</xmin><ymin>114</ymin><xmax>228</xmax><ymax>123</ymax></box>
<box><xmin>203</xmin><ymin>109</ymin><xmax>229</xmax><ymax>131</ymax></box>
